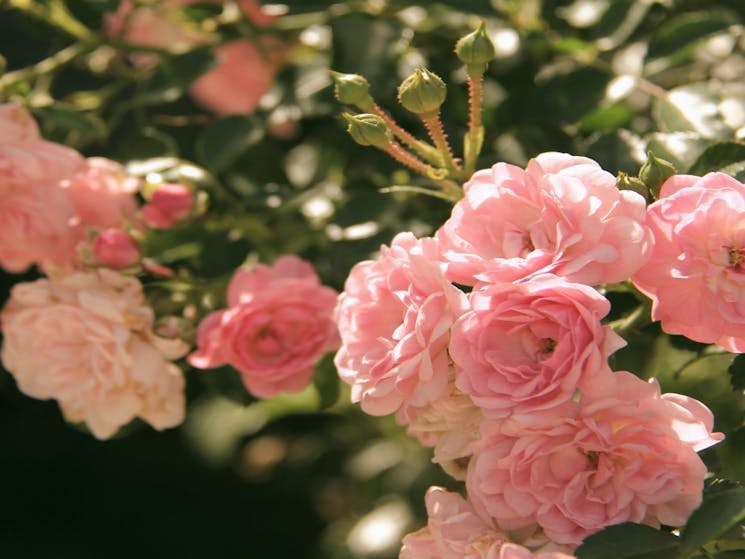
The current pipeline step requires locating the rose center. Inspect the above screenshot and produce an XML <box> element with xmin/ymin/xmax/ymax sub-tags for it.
<box><xmin>538</xmin><ymin>337</ymin><xmax>556</xmax><ymax>354</ymax></box>
<box><xmin>728</xmin><ymin>246</ymin><xmax>745</xmax><ymax>271</ymax></box>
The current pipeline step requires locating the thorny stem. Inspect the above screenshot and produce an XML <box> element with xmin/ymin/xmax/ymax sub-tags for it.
<box><xmin>421</xmin><ymin>113</ymin><xmax>464</xmax><ymax>179</ymax></box>
<box><xmin>371</xmin><ymin>103</ymin><xmax>443</xmax><ymax>167</ymax></box>
<box><xmin>464</xmin><ymin>74</ymin><xmax>484</xmax><ymax>177</ymax></box>
<box><xmin>608</xmin><ymin>302</ymin><xmax>651</xmax><ymax>337</ymax></box>
<box><xmin>8</xmin><ymin>0</ymin><xmax>93</xmax><ymax>40</ymax></box>
<box><xmin>383</xmin><ymin>140</ymin><xmax>444</xmax><ymax>180</ymax></box>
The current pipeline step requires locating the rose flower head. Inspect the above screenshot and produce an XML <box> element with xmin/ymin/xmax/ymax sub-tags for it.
<box><xmin>188</xmin><ymin>255</ymin><xmax>339</xmax><ymax>398</ymax></box>
<box><xmin>436</xmin><ymin>152</ymin><xmax>652</xmax><ymax>287</ymax></box>
<box><xmin>632</xmin><ymin>172</ymin><xmax>745</xmax><ymax>352</ymax></box>
<box><xmin>1</xmin><ymin>269</ymin><xmax>188</xmax><ymax>439</ymax></box>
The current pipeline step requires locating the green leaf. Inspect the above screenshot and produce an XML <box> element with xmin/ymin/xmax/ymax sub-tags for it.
<box><xmin>195</xmin><ymin>115</ymin><xmax>264</xmax><ymax>172</ymax></box>
<box><xmin>688</xmin><ymin>142</ymin><xmax>745</xmax><ymax>177</ymax></box>
<box><xmin>575</xmin><ymin>522</ymin><xmax>679</xmax><ymax>559</ymax></box>
<box><xmin>580</xmin><ymin>102</ymin><xmax>634</xmax><ymax>132</ymax></box>
<box><xmin>679</xmin><ymin>489</ymin><xmax>745</xmax><ymax>557</ymax></box>
<box><xmin>646</xmin><ymin>12</ymin><xmax>733</xmax><ymax>74</ymax></box>
<box><xmin>113</xmin><ymin>127</ymin><xmax>179</xmax><ymax>163</ymax></box>
<box><xmin>654</xmin><ymin>84</ymin><xmax>734</xmax><ymax>139</ymax></box>
<box><xmin>312</xmin><ymin>353</ymin><xmax>340</xmax><ymax>410</ymax></box>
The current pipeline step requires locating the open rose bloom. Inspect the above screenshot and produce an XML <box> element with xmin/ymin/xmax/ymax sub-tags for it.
<box><xmin>1</xmin><ymin>270</ymin><xmax>188</xmax><ymax>439</ymax></box>
<box><xmin>188</xmin><ymin>255</ymin><xmax>339</xmax><ymax>397</ymax></box>
<box><xmin>632</xmin><ymin>172</ymin><xmax>745</xmax><ymax>351</ymax></box>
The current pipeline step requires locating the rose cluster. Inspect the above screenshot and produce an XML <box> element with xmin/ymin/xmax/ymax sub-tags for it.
<box><xmin>0</xmin><ymin>103</ymin><xmax>338</xmax><ymax>438</ymax></box>
<box><xmin>334</xmin><ymin>152</ymin><xmax>727</xmax><ymax>554</ymax></box>
<box><xmin>105</xmin><ymin>0</ymin><xmax>284</xmax><ymax>116</ymax></box>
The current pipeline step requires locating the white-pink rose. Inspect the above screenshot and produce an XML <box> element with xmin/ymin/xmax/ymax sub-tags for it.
<box><xmin>334</xmin><ymin>233</ymin><xmax>469</xmax><ymax>416</ymax></box>
<box><xmin>188</xmin><ymin>255</ymin><xmax>339</xmax><ymax>398</ymax></box>
<box><xmin>1</xmin><ymin>269</ymin><xmax>188</xmax><ymax>439</ymax></box>
<box><xmin>466</xmin><ymin>371</ymin><xmax>723</xmax><ymax>547</ymax></box>
<box><xmin>450</xmin><ymin>274</ymin><xmax>624</xmax><ymax>419</ymax></box>
<box><xmin>0</xmin><ymin>103</ymin><xmax>41</xmax><ymax>143</ymax></box>
<box><xmin>396</xmin><ymin>371</ymin><xmax>483</xmax><ymax>479</ymax></box>
<box><xmin>400</xmin><ymin>487</ymin><xmax>576</xmax><ymax>559</ymax></box>
<box><xmin>631</xmin><ymin>172</ymin><xmax>745</xmax><ymax>352</ymax></box>
<box><xmin>436</xmin><ymin>152</ymin><xmax>652</xmax><ymax>286</ymax></box>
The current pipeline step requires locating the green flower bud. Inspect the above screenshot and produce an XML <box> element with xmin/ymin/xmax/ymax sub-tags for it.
<box><xmin>639</xmin><ymin>151</ymin><xmax>676</xmax><ymax>199</ymax></box>
<box><xmin>331</xmin><ymin>71</ymin><xmax>373</xmax><ymax>108</ymax></box>
<box><xmin>344</xmin><ymin>113</ymin><xmax>391</xmax><ymax>148</ymax></box>
<box><xmin>616</xmin><ymin>171</ymin><xmax>648</xmax><ymax>198</ymax></box>
<box><xmin>455</xmin><ymin>21</ymin><xmax>496</xmax><ymax>73</ymax></box>
<box><xmin>398</xmin><ymin>68</ymin><xmax>447</xmax><ymax>116</ymax></box>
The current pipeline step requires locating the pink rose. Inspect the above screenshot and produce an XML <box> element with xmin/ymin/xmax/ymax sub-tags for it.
<box><xmin>0</xmin><ymin>180</ymin><xmax>78</xmax><ymax>273</ymax></box>
<box><xmin>0</xmin><ymin>103</ymin><xmax>41</xmax><ymax>143</ymax></box>
<box><xmin>400</xmin><ymin>487</ymin><xmax>576</xmax><ymax>559</ymax></box>
<box><xmin>450</xmin><ymin>274</ymin><xmax>624</xmax><ymax>419</ymax></box>
<box><xmin>334</xmin><ymin>233</ymin><xmax>469</xmax><ymax>416</ymax></box>
<box><xmin>66</xmin><ymin>157</ymin><xmax>140</xmax><ymax>232</ymax></box>
<box><xmin>436</xmin><ymin>152</ymin><xmax>652</xmax><ymax>286</ymax></box>
<box><xmin>188</xmin><ymin>255</ymin><xmax>339</xmax><ymax>397</ymax></box>
<box><xmin>93</xmin><ymin>228</ymin><xmax>141</xmax><ymax>269</ymax></box>
<box><xmin>631</xmin><ymin>172</ymin><xmax>745</xmax><ymax>352</ymax></box>
<box><xmin>1</xmin><ymin>269</ymin><xmax>188</xmax><ymax>439</ymax></box>
<box><xmin>466</xmin><ymin>371</ymin><xmax>723</xmax><ymax>546</ymax></box>
<box><xmin>105</xmin><ymin>1</ymin><xmax>282</xmax><ymax>115</ymax></box>
<box><xmin>141</xmin><ymin>183</ymin><xmax>193</xmax><ymax>228</ymax></box>
<box><xmin>189</xmin><ymin>38</ymin><xmax>280</xmax><ymax>116</ymax></box>
<box><xmin>400</xmin><ymin>487</ymin><xmax>506</xmax><ymax>559</ymax></box>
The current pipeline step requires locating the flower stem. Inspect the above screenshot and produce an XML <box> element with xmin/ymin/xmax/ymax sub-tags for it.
<box><xmin>464</xmin><ymin>74</ymin><xmax>485</xmax><ymax>178</ymax></box>
<box><xmin>421</xmin><ymin>113</ymin><xmax>464</xmax><ymax>179</ymax></box>
<box><xmin>371</xmin><ymin>103</ymin><xmax>443</xmax><ymax>167</ymax></box>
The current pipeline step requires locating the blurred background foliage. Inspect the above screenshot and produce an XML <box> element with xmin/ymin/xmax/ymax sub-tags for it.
<box><xmin>4</xmin><ymin>0</ymin><xmax>745</xmax><ymax>557</ymax></box>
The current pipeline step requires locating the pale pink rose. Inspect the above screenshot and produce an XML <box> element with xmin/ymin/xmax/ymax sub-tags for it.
<box><xmin>0</xmin><ymin>138</ymin><xmax>84</xmax><ymax>189</ymax></box>
<box><xmin>396</xmin><ymin>370</ymin><xmax>482</xmax><ymax>480</ymax></box>
<box><xmin>631</xmin><ymin>172</ymin><xmax>745</xmax><ymax>352</ymax></box>
<box><xmin>0</xmin><ymin>177</ymin><xmax>79</xmax><ymax>273</ymax></box>
<box><xmin>141</xmin><ymin>183</ymin><xmax>193</xmax><ymax>228</ymax></box>
<box><xmin>400</xmin><ymin>487</ymin><xmax>506</xmax><ymax>559</ymax></box>
<box><xmin>0</xmin><ymin>103</ymin><xmax>41</xmax><ymax>144</ymax></box>
<box><xmin>189</xmin><ymin>39</ymin><xmax>278</xmax><ymax>116</ymax></box>
<box><xmin>400</xmin><ymin>488</ymin><xmax>575</xmax><ymax>559</ymax></box>
<box><xmin>188</xmin><ymin>255</ymin><xmax>339</xmax><ymax>397</ymax></box>
<box><xmin>93</xmin><ymin>228</ymin><xmax>141</xmax><ymax>269</ymax></box>
<box><xmin>66</xmin><ymin>157</ymin><xmax>140</xmax><ymax>232</ymax></box>
<box><xmin>1</xmin><ymin>269</ymin><xmax>188</xmax><ymax>439</ymax></box>
<box><xmin>499</xmin><ymin>543</ymin><xmax>575</xmax><ymax>559</ymax></box>
<box><xmin>334</xmin><ymin>233</ymin><xmax>469</xmax><ymax>416</ymax></box>
<box><xmin>466</xmin><ymin>371</ymin><xmax>723</xmax><ymax>547</ymax></box>
<box><xmin>436</xmin><ymin>152</ymin><xmax>652</xmax><ymax>286</ymax></box>
<box><xmin>450</xmin><ymin>274</ymin><xmax>625</xmax><ymax>419</ymax></box>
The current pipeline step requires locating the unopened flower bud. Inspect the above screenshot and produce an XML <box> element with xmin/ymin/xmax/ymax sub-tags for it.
<box><xmin>616</xmin><ymin>171</ymin><xmax>648</xmax><ymax>198</ymax></box>
<box><xmin>344</xmin><ymin>113</ymin><xmax>391</xmax><ymax>148</ymax></box>
<box><xmin>331</xmin><ymin>71</ymin><xmax>373</xmax><ymax>108</ymax></box>
<box><xmin>142</xmin><ymin>183</ymin><xmax>194</xmax><ymax>229</ymax></box>
<box><xmin>639</xmin><ymin>151</ymin><xmax>676</xmax><ymax>199</ymax></box>
<box><xmin>455</xmin><ymin>21</ymin><xmax>496</xmax><ymax>74</ymax></box>
<box><xmin>93</xmin><ymin>228</ymin><xmax>140</xmax><ymax>269</ymax></box>
<box><xmin>398</xmin><ymin>67</ymin><xmax>447</xmax><ymax>116</ymax></box>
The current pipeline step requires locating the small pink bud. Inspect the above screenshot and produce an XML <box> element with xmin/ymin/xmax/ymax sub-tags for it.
<box><xmin>142</xmin><ymin>183</ymin><xmax>193</xmax><ymax>229</ymax></box>
<box><xmin>93</xmin><ymin>228</ymin><xmax>140</xmax><ymax>269</ymax></box>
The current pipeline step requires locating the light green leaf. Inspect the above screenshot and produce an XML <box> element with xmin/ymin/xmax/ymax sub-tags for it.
<box><xmin>679</xmin><ymin>489</ymin><xmax>745</xmax><ymax>558</ymax></box>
